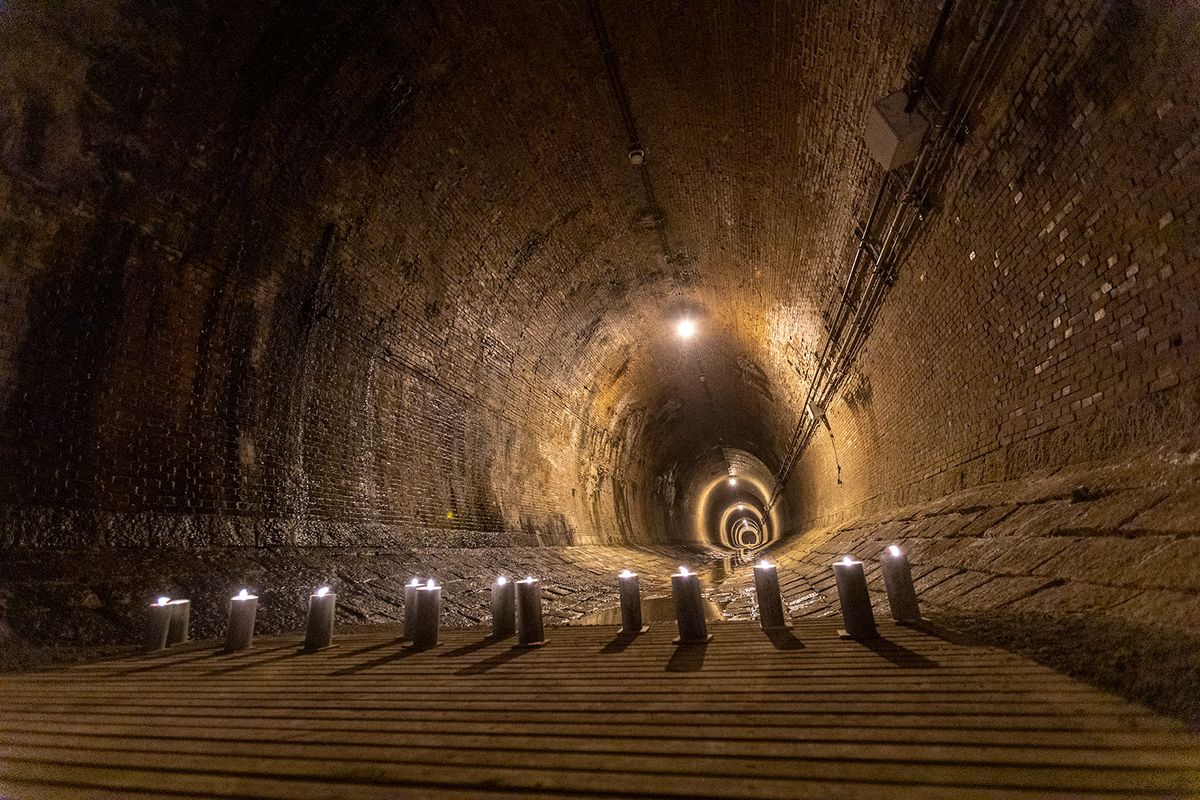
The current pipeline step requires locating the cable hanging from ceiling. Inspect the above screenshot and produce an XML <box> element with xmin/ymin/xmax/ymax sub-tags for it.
<box><xmin>765</xmin><ymin>0</ymin><xmax>1030</xmax><ymax>512</ymax></box>
<box><xmin>587</xmin><ymin>0</ymin><xmax>680</xmax><ymax>279</ymax></box>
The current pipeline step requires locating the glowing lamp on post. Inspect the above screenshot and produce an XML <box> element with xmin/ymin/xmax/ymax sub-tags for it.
<box><xmin>161</xmin><ymin>598</ymin><xmax>190</xmax><ymax>646</ymax></box>
<box><xmin>832</xmin><ymin>557</ymin><xmax>877</xmax><ymax>638</ymax></box>
<box><xmin>403</xmin><ymin>577</ymin><xmax>421</xmax><ymax>640</ymax></box>
<box><xmin>223</xmin><ymin>589</ymin><xmax>259</xmax><ymax>653</ymax></box>
<box><xmin>303</xmin><ymin>586</ymin><xmax>337</xmax><ymax>652</ymax></box>
<box><xmin>671</xmin><ymin>566</ymin><xmax>711</xmax><ymax>644</ymax></box>
<box><xmin>492</xmin><ymin>575</ymin><xmax>516</xmax><ymax>639</ymax></box>
<box><xmin>753</xmin><ymin>559</ymin><xmax>788</xmax><ymax>630</ymax></box>
<box><xmin>617</xmin><ymin>570</ymin><xmax>648</xmax><ymax>634</ymax></box>
<box><xmin>145</xmin><ymin>596</ymin><xmax>173</xmax><ymax>652</ymax></box>
<box><xmin>880</xmin><ymin>545</ymin><xmax>922</xmax><ymax>623</ymax></box>
<box><xmin>410</xmin><ymin>579</ymin><xmax>441</xmax><ymax>649</ymax></box>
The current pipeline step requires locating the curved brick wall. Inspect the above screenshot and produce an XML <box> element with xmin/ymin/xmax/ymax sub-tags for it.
<box><xmin>0</xmin><ymin>0</ymin><xmax>1196</xmax><ymax>642</ymax></box>
<box><xmin>789</xmin><ymin>0</ymin><xmax>1200</xmax><ymax>528</ymax></box>
<box><xmin>0</xmin><ymin>0</ymin><xmax>932</xmax><ymax>548</ymax></box>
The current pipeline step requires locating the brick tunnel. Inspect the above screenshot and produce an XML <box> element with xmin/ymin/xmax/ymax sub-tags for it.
<box><xmin>1</xmin><ymin>0</ymin><xmax>1199</xmax><ymax>796</ymax></box>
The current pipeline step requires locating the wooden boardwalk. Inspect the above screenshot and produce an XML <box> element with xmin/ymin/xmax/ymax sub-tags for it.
<box><xmin>1</xmin><ymin>620</ymin><xmax>1196</xmax><ymax>799</ymax></box>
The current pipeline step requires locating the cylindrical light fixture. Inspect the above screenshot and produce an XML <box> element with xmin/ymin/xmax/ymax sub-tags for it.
<box><xmin>223</xmin><ymin>589</ymin><xmax>258</xmax><ymax>653</ymax></box>
<box><xmin>671</xmin><ymin>567</ymin><xmax>711</xmax><ymax>644</ymax></box>
<box><xmin>166</xmin><ymin>599</ymin><xmax>190</xmax><ymax>646</ymax></box>
<box><xmin>618</xmin><ymin>570</ymin><xmax>648</xmax><ymax>634</ymax></box>
<box><xmin>833</xmin><ymin>557</ymin><xmax>877</xmax><ymax>638</ymax></box>
<box><xmin>410</xmin><ymin>579</ymin><xmax>441</xmax><ymax>649</ymax></box>
<box><xmin>145</xmin><ymin>597</ymin><xmax>173</xmax><ymax>652</ymax></box>
<box><xmin>492</xmin><ymin>576</ymin><xmax>516</xmax><ymax>639</ymax></box>
<box><xmin>515</xmin><ymin>577</ymin><xmax>546</xmax><ymax>647</ymax></box>
<box><xmin>753</xmin><ymin>560</ymin><xmax>788</xmax><ymax>629</ymax></box>
<box><xmin>880</xmin><ymin>545</ymin><xmax>922</xmax><ymax>623</ymax></box>
<box><xmin>303</xmin><ymin>586</ymin><xmax>336</xmax><ymax>651</ymax></box>
<box><xmin>402</xmin><ymin>577</ymin><xmax>421</xmax><ymax>640</ymax></box>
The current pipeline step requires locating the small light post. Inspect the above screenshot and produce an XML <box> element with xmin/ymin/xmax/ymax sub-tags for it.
<box><xmin>833</xmin><ymin>557</ymin><xmax>877</xmax><ymax>638</ymax></box>
<box><xmin>303</xmin><ymin>586</ymin><xmax>336</xmax><ymax>651</ymax></box>
<box><xmin>671</xmin><ymin>567</ymin><xmax>712</xmax><ymax>644</ymax></box>
<box><xmin>753</xmin><ymin>560</ymin><xmax>788</xmax><ymax>629</ymax></box>
<box><xmin>223</xmin><ymin>589</ymin><xmax>258</xmax><ymax>653</ymax></box>
<box><xmin>515</xmin><ymin>577</ymin><xmax>546</xmax><ymax>647</ymax></box>
<box><xmin>618</xmin><ymin>570</ymin><xmax>649</xmax><ymax>634</ymax></box>
<box><xmin>880</xmin><ymin>545</ymin><xmax>922</xmax><ymax>623</ymax></box>
<box><xmin>492</xmin><ymin>576</ymin><xmax>516</xmax><ymax>639</ymax></box>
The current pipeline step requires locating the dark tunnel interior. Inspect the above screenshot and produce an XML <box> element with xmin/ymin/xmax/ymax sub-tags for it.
<box><xmin>1</xmin><ymin>0</ymin><xmax>1199</xmax><ymax>734</ymax></box>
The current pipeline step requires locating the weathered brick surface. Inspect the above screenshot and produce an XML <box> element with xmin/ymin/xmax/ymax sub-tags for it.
<box><xmin>0</xmin><ymin>0</ymin><xmax>937</xmax><ymax>547</ymax></box>
<box><xmin>791</xmin><ymin>0</ymin><xmax>1200</xmax><ymax>531</ymax></box>
<box><xmin>762</xmin><ymin>454</ymin><xmax>1200</xmax><ymax>632</ymax></box>
<box><xmin>0</xmin><ymin>543</ymin><xmax>702</xmax><ymax>650</ymax></box>
<box><xmin>0</xmin><ymin>1</ymin><xmax>1195</xmax><ymax>647</ymax></box>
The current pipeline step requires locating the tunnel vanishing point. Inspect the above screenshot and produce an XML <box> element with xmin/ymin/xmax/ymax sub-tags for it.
<box><xmin>1</xmin><ymin>0</ymin><xmax>1200</xmax><ymax>795</ymax></box>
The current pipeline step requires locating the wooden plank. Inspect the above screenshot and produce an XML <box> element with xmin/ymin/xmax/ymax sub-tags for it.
<box><xmin>0</xmin><ymin>763</ymin><xmax>1152</xmax><ymax>800</ymax></box>
<box><xmin>0</xmin><ymin>621</ymin><xmax>1195</xmax><ymax>800</ymax></box>
<box><xmin>2</xmin><ymin>744</ymin><xmax>1194</xmax><ymax>795</ymax></box>
<box><xmin>1</xmin><ymin>727</ymin><xmax>1195</xmax><ymax>770</ymax></box>
<box><xmin>5</xmin><ymin>712</ymin><xmax>1194</xmax><ymax>750</ymax></box>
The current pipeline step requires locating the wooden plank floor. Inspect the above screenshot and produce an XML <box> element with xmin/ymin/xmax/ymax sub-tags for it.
<box><xmin>1</xmin><ymin>619</ymin><xmax>1197</xmax><ymax>799</ymax></box>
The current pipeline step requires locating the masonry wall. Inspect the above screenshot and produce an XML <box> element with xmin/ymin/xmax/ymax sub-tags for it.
<box><xmin>0</xmin><ymin>0</ymin><xmax>940</xmax><ymax>551</ymax></box>
<box><xmin>5</xmin><ymin>0</ymin><xmax>1192</xmax><ymax>558</ymax></box>
<box><xmin>792</xmin><ymin>0</ymin><xmax>1200</xmax><ymax>530</ymax></box>
<box><xmin>0</xmin><ymin>0</ymin><xmax>642</xmax><ymax>548</ymax></box>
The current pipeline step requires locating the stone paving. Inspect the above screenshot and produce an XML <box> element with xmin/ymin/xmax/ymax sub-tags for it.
<box><xmin>762</xmin><ymin>453</ymin><xmax>1200</xmax><ymax>633</ymax></box>
<box><xmin>3</xmin><ymin>454</ymin><xmax>1197</xmax><ymax>722</ymax></box>
<box><xmin>0</xmin><ymin>544</ymin><xmax>728</xmax><ymax>655</ymax></box>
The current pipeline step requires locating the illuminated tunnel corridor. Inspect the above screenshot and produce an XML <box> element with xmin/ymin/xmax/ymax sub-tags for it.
<box><xmin>0</xmin><ymin>0</ymin><xmax>1198</xmax><ymax>795</ymax></box>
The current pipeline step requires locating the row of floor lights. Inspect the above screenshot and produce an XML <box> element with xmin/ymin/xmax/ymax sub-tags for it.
<box><xmin>145</xmin><ymin>546</ymin><xmax>923</xmax><ymax>654</ymax></box>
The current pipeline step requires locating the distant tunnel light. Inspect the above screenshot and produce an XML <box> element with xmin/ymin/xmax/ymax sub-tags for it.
<box><xmin>728</xmin><ymin>477</ymin><xmax>737</xmax><ymax>486</ymax></box>
<box><xmin>676</xmin><ymin>319</ymin><xmax>696</xmax><ymax>338</ymax></box>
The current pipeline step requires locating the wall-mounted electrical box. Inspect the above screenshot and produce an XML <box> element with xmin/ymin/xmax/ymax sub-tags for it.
<box><xmin>864</xmin><ymin>89</ymin><xmax>929</xmax><ymax>171</ymax></box>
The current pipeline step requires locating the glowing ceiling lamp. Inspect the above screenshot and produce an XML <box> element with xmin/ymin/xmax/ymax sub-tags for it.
<box><xmin>677</xmin><ymin>319</ymin><xmax>696</xmax><ymax>338</ymax></box>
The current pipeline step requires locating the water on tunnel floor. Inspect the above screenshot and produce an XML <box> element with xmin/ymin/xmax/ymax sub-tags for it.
<box><xmin>568</xmin><ymin>550</ymin><xmax>758</xmax><ymax>626</ymax></box>
<box><xmin>568</xmin><ymin>595</ymin><xmax>725</xmax><ymax>627</ymax></box>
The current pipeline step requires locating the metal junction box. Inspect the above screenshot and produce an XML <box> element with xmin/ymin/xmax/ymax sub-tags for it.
<box><xmin>864</xmin><ymin>89</ymin><xmax>929</xmax><ymax>171</ymax></box>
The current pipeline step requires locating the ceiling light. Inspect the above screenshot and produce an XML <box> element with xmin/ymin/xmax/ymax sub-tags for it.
<box><xmin>677</xmin><ymin>319</ymin><xmax>695</xmax><ymax>338</ymax></box>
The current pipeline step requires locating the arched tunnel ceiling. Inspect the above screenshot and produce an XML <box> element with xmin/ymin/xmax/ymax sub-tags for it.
<box><xmin>1</xmin><ymin>0</ymin><xmax>940</xmax><ymax>546</ymax></box>
<box><xmin>286</xmin><ymin>0</ymin><xmax>937</xmax><ymax>533</ymax></box>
